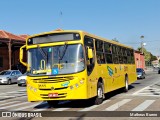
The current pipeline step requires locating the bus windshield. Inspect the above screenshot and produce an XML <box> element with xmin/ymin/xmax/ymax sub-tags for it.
<box><xmin>28</xmin><ymin>44</ymin><xmax>85</xmax><ymax>76</ymax></box>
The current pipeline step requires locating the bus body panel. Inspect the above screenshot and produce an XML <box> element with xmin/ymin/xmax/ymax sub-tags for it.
<box><xmin>20</xmin><ymin>30</ymin><xmax>137</xmax><ymax>102</ymax></box>
<box><xmin>27</xmin><ymin>70</ymin><xmax>89</xmax><ymax>101</ymax></box>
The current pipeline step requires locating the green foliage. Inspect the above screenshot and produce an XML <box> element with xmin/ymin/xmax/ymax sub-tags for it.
<box><xmin>137</xmin><ymin>47</ymin><xmax>157</xmax><ymax>62</ymax></box>
<box><xmin>151</xmin><ymin>54</ymin><xmax>157</xmax><ymax>61</ymax></box>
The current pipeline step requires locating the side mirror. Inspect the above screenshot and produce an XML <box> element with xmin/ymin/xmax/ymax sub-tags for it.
<box><xmin>20</xmin><ymin>45</ymin><xmax>27</xmax><ymax>66</ymax></box>
<box><xmin>88</xmin><ymin>48</ymin><xmax>93</xmax><ymax>59</ymax></box>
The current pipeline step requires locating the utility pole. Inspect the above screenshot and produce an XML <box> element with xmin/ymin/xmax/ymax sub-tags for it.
<box><xmin>140</xmin><ymin>35</ymin><xmax>144</xmax><ymax>54</ymax></box>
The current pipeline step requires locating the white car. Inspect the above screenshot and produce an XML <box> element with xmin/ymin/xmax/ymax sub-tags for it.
<box><xmin>0</xmin><ymin>70</ymin><xmax>22</xmax><ymax>85</ymax></box>
<box><xmin>17</xmin><ymin>74</ymin><xmax>27</xmax><ymax>86</ymax></box>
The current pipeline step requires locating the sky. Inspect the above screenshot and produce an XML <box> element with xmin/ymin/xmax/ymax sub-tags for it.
<box><xmin>1</xmin><ymin>0</ymin><xmax>160</xmax><ymax>56</ymax></box>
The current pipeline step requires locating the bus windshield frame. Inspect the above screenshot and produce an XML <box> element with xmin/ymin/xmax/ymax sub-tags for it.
<box><xmin>27</xmin><ymin>44</ymin><xmax>85</xmax><ymax>76</ymax></box>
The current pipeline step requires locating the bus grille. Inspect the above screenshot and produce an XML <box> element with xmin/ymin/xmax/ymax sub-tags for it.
<box><xmin>31</xmin><ymin>76</ymin><xmax>74</xmax><ymax>83</ymax></box>
<box><xmin>39</xmin><ymin>87</ymin><xmax>68</xmax><ymax>91</ymax></box>
<box><xmin>40</xmin><ymin>93</ymin><xmax>67</xmax><ymax>99</ymax></box>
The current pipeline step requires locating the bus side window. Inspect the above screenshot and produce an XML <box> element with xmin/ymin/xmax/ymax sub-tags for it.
<box><xmin>104</xmin><ymin>42</ymin><xmax>113</xmax><ymax>63</ymax></box>
<box><xmin>127</xmin><ymin>49</ymin><xmax>131</xmax><ymax>64</ymax></box>
<box><xmin>123</xmin><ymin>48</ymin><xmax>127</xmax><ymax>64</ymax></box>
<box><xmin>112</xmin><ymin>45</ymin><xmax>119</xmax><ymax>64</ymax></box>
<box><xmin>97</xmin><ymin>52</ymin><xmax>105</xmax><ymax>64</ymax></box>
<box><xmin>131</xmin><ymin>50</ymin><xmax>135</xmax><ymax>64</ymax></box>
<box><xmin>84</xmin><ymin>36</ymin><xmax>95</xmax><ymax>75</ymax></box>
<box><xmin>95</xmin><ymin>40</ymin><xmax>106</xmax><ymax>64</ymax></box>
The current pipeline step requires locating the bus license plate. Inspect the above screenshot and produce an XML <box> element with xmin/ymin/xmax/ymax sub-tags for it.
<box><xmin>48</xmin><ymin>93</ymin><xmax>58</xmax><ymax>97</ymax></box>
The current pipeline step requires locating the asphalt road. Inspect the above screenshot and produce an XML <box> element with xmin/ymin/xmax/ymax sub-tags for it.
<box><xmin>0</xmin><ymin>71</ymin><xmax>160</xmax><ymax>120</ymax></box>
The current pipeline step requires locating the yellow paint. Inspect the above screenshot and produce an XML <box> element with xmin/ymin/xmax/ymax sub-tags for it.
<box><xmin>20</xmin><ymin>30</ymin><xmax>137</xmax><ymax>102</ymax></box>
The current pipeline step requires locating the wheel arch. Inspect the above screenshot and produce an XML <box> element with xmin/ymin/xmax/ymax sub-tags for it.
<box><xmin>97</xmin><ymin>77</ymin><xmax>105</xmax><ymax>93</ymax></box>
<box><xmin>125</xmin><ymin>73</ymin><xmax>128</xmax><ymax>83</ymax></box>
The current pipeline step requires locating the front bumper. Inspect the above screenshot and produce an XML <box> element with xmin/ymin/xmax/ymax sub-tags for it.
<box><xmin>137</xmin><ymin>74</ymin><xmax>143</xmax><ymax>78</ymax></box>
<box><xmin>17</xmin><ymin>79</ymin><xmax>26</xmax><ymax>85</ymax></box>
<box><xmin>0</xmin><ymin>79</ymin><xmax>8</xmax><ymax>84</ymax></box>
<box><xmin>27</xmin><ymin>75</ymin><xmax>88</xmax><ymax>102</ymax></box>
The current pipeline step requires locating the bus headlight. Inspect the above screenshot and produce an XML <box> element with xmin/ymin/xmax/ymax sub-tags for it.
<box><xmin>30</xmin><ymin>86</ymin><xmax>33</xmax><ymax>90</ymax></box>
<box><xmin>28</xmin><ymin>84</ymin><xmax>37</xmax><ymax>92</ymax></box>
<box><xmin>75</xmin><ymin>83</ymin><xmax>79</xmax><ymax>88</ymax></box>
<box><xmin>79</xmin><ymin>80</ymin><xmax>84</xmax><ymax>84</ymax></box>
<box><xmin>70</xmin><ymin>86</ymin><xmax>74</xmax><ymax>90</ymax></box>
<box><xmin>33</xmin><ymin>88</ymin><xmax>37</xmax><ymax>92</ymax></box>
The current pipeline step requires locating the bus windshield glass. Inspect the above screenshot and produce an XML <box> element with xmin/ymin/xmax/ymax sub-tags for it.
<box><xmin>28</xmin><ymin>44</ymin><xmax>85</xmax><ymax>76</ymax></box>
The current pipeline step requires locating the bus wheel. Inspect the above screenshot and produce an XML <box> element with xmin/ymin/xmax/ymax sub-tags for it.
<box><xmin>47</xmin><ymin>100</ymin><xmax>59</xmax><ymax>107</ymax></box>
<box><xmin>94</xmin><ymin>82</ymin><xmax>104</xmax><ymax>105</ymax></box>
<box><xmin>124</xmin><ymin>76</ymin><xmax>128</xmax><ymax>92</ymax></box>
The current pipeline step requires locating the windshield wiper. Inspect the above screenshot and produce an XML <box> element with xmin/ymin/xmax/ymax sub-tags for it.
<box><xmin>37</xmin><ymin>45</ymin><xmax>48</xmax><ymax>60</ymax></box>
<box><xmin>59</xmin><ymin>43</ymin><xmax>68</xmax><ymax>60</ymax></box>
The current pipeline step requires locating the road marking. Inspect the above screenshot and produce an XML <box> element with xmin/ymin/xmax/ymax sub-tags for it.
<box><xmin>0</xmin><ymin>100</ymin><xmax>7</xmax><ymax>103</ymax></box>
<box><xmin>0</xmin><ymin>101</ymin><xmax>19</xmax><ymax>107</ymax></box>
<box><xmin>132</xmin><ymin>81</ymin><xmax>160</xmax><ymax>95</ymax></box>
<box><xmin>104</xmin><ymin>99</ymin><xmax>131</xmax><ymax>111</ymax></box>
<box><xmin>132</xmin><ymin>86</ymin><xmax>160</xmax><ymax>97</ymax></box>
<box><xmin>132</xmin><ymin>95</ymin><xmax>160</xmax><ymax>97</ymax></box>
<box><xmin>0</xmin><ymin>96</ymin><xmax>16</xmax><ymax>97</ymax></box>
<box><xmin>14</xmin><ymin>94</ymin><xmax>26</xmax><ymax>96</ymax></box>
<box><xmin>7</xmin><ymin>93</ymin><xmax>26</xmax><ymax>95</ymax></box>
<box><xmin>0</xmin><ymin>89</ymin><xmax>26</xmax><ymax>95</ymax></box>
<box><xmin>132</xmin><ymin>100</ymin><xmax>155</xmax><ymax>111</ymax></box>
<box><xmin>143</xmin><ymin>89</ymin><xmax>160</xmax><ymax>92</ymax></box>
<box><xmin>0</xmin><ymin>102</ymin><xmax>29</xmax><ymax>109</ymax></box>
<box><xmin>79</xmin><ymin>105</ymin><xmax>98</xmax><ymax>111</ymax></box>
<box><xmin>132</xmin><ymin>86</ymin><xmax>149</xmax><ymax>95</ymax></box>
<box><xmin>137</xmin><ymin>92</ymin><xmax>160</xmax><ymax>95</ymax></box>
<box><xmin>18</xmin><ymin>89</ymin><xmax>26</xmax><ymax>92</ymax></box>
<box><xmin>0</xmin><ymin>94</ymin><xmax>26</xmax><ymax>98</ymax></box>
<box><xmin>14</xmin><ymin>103</ymin><xmax>41</xmax><ymax>111</ymax></box>
<box><xmin>79</xmin><ymin>100</ymin><xmax>111</xmax><ymax>111</ymax></box>
<box><xmin>14</xmin><ymin>102</ymin><xmax>47</xmax><ymax>111</ymax></box>
<box><xmin>16</xmin><ymin>96</ymin><xmax>27</xmax><ymax>98</ymax></box>
<box><xmin>52</xmin><ymin>108</ymin><xmax>70</xmax><ymax>111</ymax></box>
<box><xmin>0</xmin><ymin>95</ymin><xmax>26</xmax><ymax>99</ymax></box>
<box><xmin>7</xmin><ymin>91</ymin><xmax>26</xmax><ymax>94</ymax></box>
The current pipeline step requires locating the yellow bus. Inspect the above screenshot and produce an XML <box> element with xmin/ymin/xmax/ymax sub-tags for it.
<box><xmin>20</xmin><ymin>30</ymin><xmax>137</xmax><ymax>106</ymax></box>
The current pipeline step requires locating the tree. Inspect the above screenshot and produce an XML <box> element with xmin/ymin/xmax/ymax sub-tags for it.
<box><xmin>150</xmin><ymin>54</ymin><xmax>157</xmax><ymax>61</ymax></box>
<box><xmin>137</xmin><ymin>47</ymin><xmax>157</xmax><ymax>62</ymax></box>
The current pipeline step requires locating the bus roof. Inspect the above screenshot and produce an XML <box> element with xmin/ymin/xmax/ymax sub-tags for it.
<box><xmin>28</xmin><ymin>29</ymin><xmax>133</xmax><ymax>49</ymax></box>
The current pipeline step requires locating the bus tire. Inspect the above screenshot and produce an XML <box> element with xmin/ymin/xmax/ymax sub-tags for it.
<box><xmin>94</xmin><ymin>82</ymin><xmax>104</xmax><ymax>105</ymax></box>
<box><xmin>124</xmin><ymin>76</ymin><xmax>128</xmax><ymax>92</ymax></box>
<box><xmin>47</xmin><ymin>100</ymin><xmax>59</xmax><ymax>107</ymax></box>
